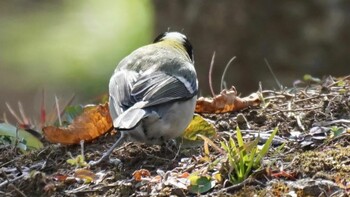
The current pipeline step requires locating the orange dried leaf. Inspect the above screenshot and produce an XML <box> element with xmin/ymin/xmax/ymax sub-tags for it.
<box><xmin>53</xmin><ymin>174</ymin><xmax>69</xmax><ymax>182</ymax></box>
<box><xmin>270</xmin><ymin>170</ymin><xmax>296</xmax><ymax>180</ymax></box>
<box><xmin>42</xmin><ymin>103</ymin><xmax>112</xmax><ymax>145</ymax></box>
<box><xmin>133</xmin><ymin>169</ymin><xmax>151</xmax><ymax>182</ymax></box>
<box><xmin>195</xmin><ymin>86</ymin><xmax>261</xmax><ymax>113</ymax></box>
<box><xmin>179</xmin><ymin>172</ymin><xmax>190</xmax><ymax>178</ymax></box>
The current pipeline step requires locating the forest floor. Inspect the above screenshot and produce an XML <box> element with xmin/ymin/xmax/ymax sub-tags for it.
<box><xmin>1</xmin><ymin>75</ymin><xmax>350</xmax><ymax>196</ymax></box>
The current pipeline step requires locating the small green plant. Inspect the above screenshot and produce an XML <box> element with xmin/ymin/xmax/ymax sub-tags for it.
<box><xmin>67</xmin><ymin>153</ymin><xmax>88</xmax><ymax>167</ymax></box>
<box><xmin>221</xmin><ymin>126</ymin><xmax>278</xmax><ymax>184</ymax></box>
<box><xmin>330</xmin><ymin>126</ymin><xmax>345</xmax><ymax>138</ymax></box>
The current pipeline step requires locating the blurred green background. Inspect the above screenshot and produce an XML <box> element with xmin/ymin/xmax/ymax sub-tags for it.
<box><xmin>1</xmin><ymin>1</ymin><xmax>350</xmax><ymax>122</ymax></box>
<box><xmin>0</xmin><ymin>0</ymin><xmax>153</xmax><ymax>120</ymax></box>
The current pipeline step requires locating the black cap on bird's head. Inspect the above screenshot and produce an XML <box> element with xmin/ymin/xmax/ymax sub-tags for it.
<box><xmin>154</xmin><ymin>32</ymin><xmax>194</xmax><ymax>62</ymax></box>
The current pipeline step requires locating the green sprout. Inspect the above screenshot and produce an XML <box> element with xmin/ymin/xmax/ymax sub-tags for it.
<box><xmin>221</xmin><ymin>126</ymin><xmax>278</xmax><ymax>184</ymax></box>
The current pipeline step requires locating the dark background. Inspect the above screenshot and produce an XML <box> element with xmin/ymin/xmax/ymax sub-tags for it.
<box><xmin>154</xmin><ymin>0</ymin><xmax>350</xmax><ymax>95</ymax></box>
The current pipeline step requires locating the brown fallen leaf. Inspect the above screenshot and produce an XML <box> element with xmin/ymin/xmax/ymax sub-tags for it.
<box><xmin>133</xmin><ymin>169</ymin><xmax>151</xmax><ymax>182</ymax></box>
<box><xmin>74</xmin><ymin>169</ymin><xmax>97</xmax><ymax>183</ymax></box>
<box><xmin>42</xmin><ymin>103</ymin><xmax>112</xmax><ymax>145</ymax></box>
<box><xmin>195</xmin><ymin>86</ymin><xmax>261</xmax><ymax>113</ymax></box>
<box><xmin>52</xmin><ymin>173</ymin><xmax>69</xmax><ymax>182</ymax></box>
<box><xmin>179</xmin><ymin>172</ymin><xmax>190</xmax><ymax>178</ymax></box>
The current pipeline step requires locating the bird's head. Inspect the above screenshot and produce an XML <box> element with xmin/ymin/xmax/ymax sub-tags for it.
<box><xmin>153</xmin><ymin>32</ymin><xmax>194</xmax><ymax>62</ymax></box>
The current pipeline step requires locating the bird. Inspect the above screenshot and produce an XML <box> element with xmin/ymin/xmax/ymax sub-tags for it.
<box><xmin>89</xmin><ymin>32</ymin><xmax>198</xmax><ymax>166</ymax></box>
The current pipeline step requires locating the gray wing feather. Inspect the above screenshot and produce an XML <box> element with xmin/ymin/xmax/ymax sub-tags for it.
<box><xmin>109</xmin><ymin>70</ymin><xmax>197</xmax><ymax>130</ymax></box>
<box><xmin>113</xmin><ymin>107</ymin><xmax>147</xmax><ymax>129</ymax></box>
<box><xmin>109</xmin><ymin>70</ymin><xmax>139</xmax><ymax>127</ymax></box>
<box><xmin>131</xmin><ymin>71</ymin><xmax>197</xmax><ymax>106</ymax></box>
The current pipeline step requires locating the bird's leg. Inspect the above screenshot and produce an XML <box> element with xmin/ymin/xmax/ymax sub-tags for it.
<box><xmin>164</xmin><ymin>139</ymin><xmax>179</xmax><ymax>154</ymax></box>
<box><xmin>89</xmin><ymin>133</ymin><xmax>126</xmax><ymax>166</ymax></box>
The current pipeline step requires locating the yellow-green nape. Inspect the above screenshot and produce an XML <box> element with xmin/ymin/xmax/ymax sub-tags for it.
<box><xmin>153</xmin><ymin>31</ymin><xmax>193</xmax><ymax>61</ymax></box>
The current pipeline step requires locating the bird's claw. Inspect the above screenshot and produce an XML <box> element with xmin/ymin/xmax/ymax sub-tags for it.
<box><xmin>108</xmin><ymin>158</ymin><xmax>123</xmax><ymax>169</ymax></box>
<box><xmin>89</xmin><ymin>157</ymin><xmax>122</xmax><ymax>168</ymax></box>
<box><xmin>88</xmin><ymin>159</ymin><xmax>103</xmax><ymax>167</ymax></box>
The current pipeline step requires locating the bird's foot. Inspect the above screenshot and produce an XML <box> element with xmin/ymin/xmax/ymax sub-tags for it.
<box><xmin>88</xmin><ymin>158</ymin><xmax>105</xmax><ymax>166</ymax></box>
<box><xmin>164</xmin><ymin>139</ymin><xmax>179</xmax><ymax>154</ymax></box>
<box><xmin>89</xmin><ymin>155</ymin><xmax>123</xmax><ymax>168</ymax></box>
<box><xmin>108</xmin><ymin>158</ymin><xmax>123</xmax><ymax>169</ymax></box>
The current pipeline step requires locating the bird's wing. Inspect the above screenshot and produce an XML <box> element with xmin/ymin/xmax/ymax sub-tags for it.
<box><xmin>109</xmin><ymin>68</ymin><xmax>197</xmax><ymax>130</ymax></box>
<box><xmin>108</xmin><ymin>70</ymin><xmax>139</xmax><ymax>126</ymax></box>
<box><xmin>131</xmin><ymin>70</ymin><xmax>197</xmax><ymax>107</ymax></box>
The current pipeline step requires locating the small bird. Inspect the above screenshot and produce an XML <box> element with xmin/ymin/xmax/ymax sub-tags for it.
<box><xmin>90</xmin><ymin>32</ymin><xmax>198</xmax><ymax>166</ymax></box>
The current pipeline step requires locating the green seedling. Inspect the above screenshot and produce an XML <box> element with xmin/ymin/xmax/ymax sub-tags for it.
<box><xmin>221</xmin><ymin>126</ymin><xmax>278</xmax><ymax>184</ymax></box>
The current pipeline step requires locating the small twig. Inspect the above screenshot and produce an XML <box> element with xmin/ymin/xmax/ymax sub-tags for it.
<box><xmin>197</xmin><ymin>134</ymin><xmax>224</xmax><ymax>154</ymax></box>
<box><xmin>258</xmin><ymin>81</ymin><xmax>263</xmax><ymax>93</ymax></box>
<box><xmin>316</xmin><ymin>134</ymin><xmax>350</xmax><ymax>150</ymax></box>
<box><xmin>277</xmin><ymin>106</ymin><xmax>322</xmax><ymax>112</ymax></box>
<box><xmin>65</xmin><ymin>182</ymin><xmax>121</xmax><ymax>195</ymax></box>
<box><xmin>8</xmin><ymin>183</ymin><xmax>27</xmax><ymax>197</ymax></box>
<box><xmin>59</xmin><ymin>94</ymin><xmax>76</xmax><ymax>118</ymax></box>
<box><xmin>5</xmin><ymin>102</ymin><xmax>23</xmax><ymax>125</ymax></box>
<box><xmin>80</xmin><ymin>140</ymin><xmax>85</xmax><ymax>160</ymax></box>
<box><xmin>236</xmin><ymin>113</ymin><xmax>251</xmax><ymax>129</ymax></box>
<box><xmin>172</xmin><ymin>140</ymin><xmax>182</xmax><ymax>162</ymax></box>
<box><xmin>299</xmin><ymin>89</ymin><xmax>315</xmax><ymax>98</ymax></box>
<box><xmin>17</xmin><ymin>102</ymin><xmax>30</xmax><ymax>126</ymax></box>
<box><xmin>263</xmin><ymin>95</ymin><xmax>288</xmax><ymax>100</ymax></box>
<box><xmin>0</xmin><ymin>174</ymin><xmax>25</xmax><ymax>188</ymax></box>
<box><xmin>264</xmin><ymin>58</ymin><xmax>283</xmax><ymax>90</ymax></box>
<box><xmin>214</xmin><ymin>178</ymin><xmax>265</xmax><ymax>194</ymax></box>
<box><xmin>144</xmin><ymin>152</ymin><xmax>171</xmax><ymax>162</ymax></box>
<box><xmin>36</xmin><ymin>145</ymin><xmax>51</xmax><ymax>157</ymax></box>
<box><xmin>3</xmin><ymin>112</ymin><xmax>8</xmax><ymax>124</ymax></box>
<box><xmin>0</xmin><ymin>156</ymin><xmax>21</xmax><ymax>168</ymax></box>
<box><xmin>65</xmin><ymin>185</ymin><xmax>91</xmax><ymax>195</ymax></box>
<box><xmin>313</xmin><ymin>119</ymin><xmax>350</xmax><ymax>127</ymax></box>
<box><xmin>220</xmin><ymin>56</ymin><xmax>236</xmax><ymax>90</ymax></box>
<box><xmin>261</xmin><ymin>90</ymin><xmax>295</xmax><ymax>98</ymax></box>
<box><xmin>295</xmin><ymin>115</ymin><xmax>305</xmax><ymax>131</ymax></box>
<box><xmin>326</xmin><ymin>75</ymin><xmax>350</xmax><ymax>88</ymax></box>
<box><xmin>47</xmin><ymin>94</ymin><xmax>75</xmax><ymax>124</ymax></box>
<box><xmin>209</xmin><ymin>52</ymin><xmax>216</xmax><ymax>97</ymax></box>
<box><xmin>0</xmin><ymin>161</ymin><xmax>48</xmax><ymax>189</ymax></box>
<box><xmin>239</xmin><ymin>129</ymin><xmax>275</xmax><ymax>133</ymax></box>
<box><xmin>279</xmin><ymin>95</ymin><xmax>321</xmax><ymax>107</ymax></box>
<box><xmin>55</xmin><ymin>95</ymin><xmax>62</xmax><ymax>126</ymax></box>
